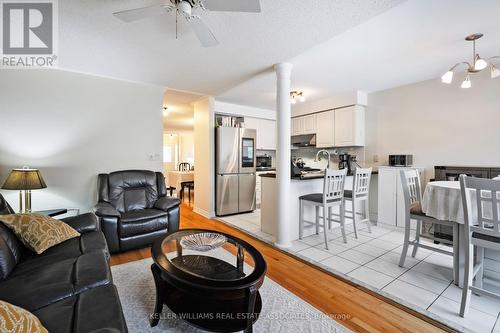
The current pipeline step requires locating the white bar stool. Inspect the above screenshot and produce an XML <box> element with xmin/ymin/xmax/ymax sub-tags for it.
<box><xmin>299</xmin><ymin>169</ymin><xmax>347</xmax><ymax>250</ymax></box>
<box><xmin>343</xmin><ymin>167</ymin><xmax>372</xmax><ymax>238</ymax></box>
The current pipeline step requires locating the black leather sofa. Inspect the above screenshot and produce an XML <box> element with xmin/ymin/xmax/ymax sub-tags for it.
<box><xmin>94</xmin><ymin>170</ymin><xmax>181</xmax><ymax>253</ymax></box>
<box><xmin>0</xmin><ymin>194</ymin><xmax>127</xmax><ymax>333</ymax></box>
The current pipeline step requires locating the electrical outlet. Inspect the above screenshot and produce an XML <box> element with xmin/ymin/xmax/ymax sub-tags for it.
<box><xmin>373</xmin><ymin>154</ymin><xmax>379</xmax><ymax>163</ymax></box>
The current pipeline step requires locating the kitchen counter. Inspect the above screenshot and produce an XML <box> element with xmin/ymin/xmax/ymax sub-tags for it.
<box><xmin>256</xmin><ymin>167</ymin><xmax>276</xmax><ymax>172</ymax></box>
<box><xmin>259</xmin><ymin>173</ymin><xmax>323</xmax><ymax>180</ymax></box>
<box><xmin>258</xmin><ymin>170</ymin><xmax>378</xmax><ymax>180</ymax></box>
<box><xmin>260</xmin><ymin>171</ymin><xmax>379</xmax><ymax>240</ymax></box>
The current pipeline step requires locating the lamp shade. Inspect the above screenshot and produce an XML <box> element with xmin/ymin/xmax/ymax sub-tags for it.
<box><xmin>1</xmin><ymin>169</ymin><xmax>47</xmax><ymax>190</ymax></box>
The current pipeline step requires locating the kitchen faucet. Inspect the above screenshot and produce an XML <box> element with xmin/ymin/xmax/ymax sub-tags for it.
<box><xmin>315</xmin><ymin>150</ymin><xmax>331</xmax><ymax>169</ymax></box>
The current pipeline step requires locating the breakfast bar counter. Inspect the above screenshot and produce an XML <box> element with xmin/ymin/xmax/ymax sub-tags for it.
<box><xmin>259</xmin><ymin>174</ymin><xmax>356</xmax><ymax>240</ymax></box>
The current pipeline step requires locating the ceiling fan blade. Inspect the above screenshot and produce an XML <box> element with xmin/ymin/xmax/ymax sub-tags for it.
<box><xmin>113</xmin><ymin>3</ymin><xmax>172</xmax><ymax>22</ymax></box>
<box><xmin>202</xmin><ymin>0</ymin><xmax>261</xmax><ymax>12</ymax></box>
<box><xmin>187</xmin><ymin>16</ymin><xmax>219</xmax><ymax>47</ymax></box>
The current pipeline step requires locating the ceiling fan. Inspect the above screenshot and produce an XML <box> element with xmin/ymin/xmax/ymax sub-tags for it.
<box><xmin>113</xmin><ymin>0</ymin><xmax>261</xmax><ymax>47</ymax></box>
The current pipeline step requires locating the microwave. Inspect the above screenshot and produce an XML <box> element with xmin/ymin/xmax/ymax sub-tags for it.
<box><xmin>389</xmin><ymin>154</ymin><xmax>413</xmax><ymax>167</ymax></box>
<box><xmin>256</xmin><ymin>155</ymin><xmax>272</xmax><ymax>168</ymax></box>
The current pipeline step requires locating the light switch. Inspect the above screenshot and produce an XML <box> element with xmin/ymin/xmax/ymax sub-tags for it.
<box><xmin>148</xmin><ymin>154</ymin><xmax>160</xmax><ymax>161</ymax></box>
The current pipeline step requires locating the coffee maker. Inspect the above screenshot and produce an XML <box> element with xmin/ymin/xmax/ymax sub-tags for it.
<box><xmin>338</xmin><ymin>153</ymin><xmax>353</xmax><ymax>175</ymax></box>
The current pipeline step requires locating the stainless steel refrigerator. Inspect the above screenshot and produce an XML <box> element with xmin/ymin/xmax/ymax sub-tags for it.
<box><xmin>216</xmin><ymin>127</ymin><xmax>256</xmax><ymax>216</ymax></box>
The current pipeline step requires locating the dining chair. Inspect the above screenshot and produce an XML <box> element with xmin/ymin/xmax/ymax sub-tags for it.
<box><xmin>178</xmin><ymin>162</ymin><xmax>191</xmax><ymax>171</ymax></box>
<box><xmin>343</xmin><ymin>167</ymin><xmax>372</xmax><ymax>238</ymax></box>
<box><xmin>459</xmin><ymin>175</ymin><xmax>500</xmax><ymax>317</ymax></box>
<box><xmin>299</xmin><ymin>169</ymin><xmax>347</xmax><ymax>250</ymax></box>
<box><xmin>398</xmin><ymin>169</ymin><xmax>459</xmax><ymax>284</ymax></box>
<box><xmin>180</xmin><ymin>181</ymin><xmax>194</xmax><ymax>204</ymax></box>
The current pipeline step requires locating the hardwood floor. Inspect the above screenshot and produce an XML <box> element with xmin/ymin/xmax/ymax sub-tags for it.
<box><xmin>111</xmin><ymin>204</ymin><xmax>451</xmax><ymax>333</ymax></box>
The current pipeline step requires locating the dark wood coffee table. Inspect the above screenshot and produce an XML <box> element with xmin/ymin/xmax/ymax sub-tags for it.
<box><xmin>150</xmin><ymin>229</ymin><xmax>267</xmax><ymax>333</ymax></box>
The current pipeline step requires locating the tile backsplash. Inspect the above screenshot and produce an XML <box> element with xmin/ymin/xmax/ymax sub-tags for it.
<box><xmin>256</xmin><ymin>147</ymin><xmax>367</xmax><ymax>169</ymax></box>
<box><xmin>291</xmin><ymin>146</ymin><xmax>366</xmax><ymax>169</ymax></box>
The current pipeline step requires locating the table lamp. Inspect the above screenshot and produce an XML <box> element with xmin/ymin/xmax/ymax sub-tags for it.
<box><xmin>1</xmin><ymin>167</ymin><xmax>47</xmax><ymax>213</ymax></box>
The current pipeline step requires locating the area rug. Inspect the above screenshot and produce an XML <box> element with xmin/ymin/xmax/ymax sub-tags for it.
<box><xmin>112</xmin><ymin>257</ymin><xmax>351</xmax><ymax>333</ymax></box>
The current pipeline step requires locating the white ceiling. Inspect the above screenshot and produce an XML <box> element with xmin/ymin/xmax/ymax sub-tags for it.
<box><xmin>162</xmin><ymin>89</ymin><xmax>201</xmax><ymax>132</ymax></box>
<box><xmin>218</xmin><ymin>0</ymin><xmax>500</xmax><ymax>109</ymax></box>
<box><xmin>58</xmin><ymin>0</ymin><xmax>404</xmax><ymax>95</ymax></box>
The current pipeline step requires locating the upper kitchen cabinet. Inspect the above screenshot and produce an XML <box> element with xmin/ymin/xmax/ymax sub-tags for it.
<box><xmin>292</xmin><ymin>114</ymin><xmax>316</xmax><ymax>135</ymax></box>
<box><xmin>244</xmin><ymin>117</ymin><xmax>276</xmax><ymax>150</ymax></box>
<box><xmin>259</xmin><ymin>119</ymin><xmax>277</xmax><ymax>150</ymax></box>
<box><xmin>243</xmin><ymin>117</ymin><xmax>260</xmax><ymax>131</ymax></box>
<box><xmin>334</xmin><ymin>105</ymin><xmax>365</xmax><ymax>147</ymax></box>
<box><xmin>315</xmin><ymin>110</ymin><xmax>335</xmax><ymax>148</ymax></box>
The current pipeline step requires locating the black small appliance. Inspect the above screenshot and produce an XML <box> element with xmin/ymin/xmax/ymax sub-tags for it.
<box><xmin>256</xmin><ymin>154</ymin><xmax>272</xmax><ymax>168</ymax></box>
<box><xmin>338</xmin><ymin>153</ymin><xmax>354</xmax><ymax>175</ymax></box>
<box><xmin>389</xmin><ymin>154</ymin><xmax>413</xmax><ymax>167</ymax></box>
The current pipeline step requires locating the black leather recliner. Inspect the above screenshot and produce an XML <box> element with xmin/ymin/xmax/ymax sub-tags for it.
<box><xmin>94</xmin><ymin>170</ymin><xmax>181</xmax><ymax>253</ymax></box>
<box><xmin>0</xmin><ymin>193</ymin><xmax>128</xmax><ymax>332</ymax></box>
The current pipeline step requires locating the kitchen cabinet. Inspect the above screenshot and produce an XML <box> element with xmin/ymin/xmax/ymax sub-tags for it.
<box><xmin>334</xmin><ymin>105</ymin><xmax>365</xmax><ymax>147</ymax></box>
<box><xmin>259</xmin><ymin>119</ymin><xmax>276</xmax><ymax>150</ymax></box>
<box><xmin>255</xmin><ymin>171</ymin><xmax>266</xmax><ymax>207</ymax></box>
<box><xmin>292</xmin><ymin>114</ymin><xmax>316</xmax><ymax>135</ymax></box>
<box><xmin>292</xmin><ymin>105</ymin><xmax>365</xmax><ymax>147</ymax></box>
<box><xmin>292</xmin><ymin>117</ymin><xmax>302</xmax><ymax>135</ymax></box>
<box><xmin>378</xmin><ymin>167</ymin><xmax>424</xmax><ymax>228</ymax></box>
<box><xmin>315</xmin><ymin>110</ymin><xmax>335</xmax><ymax>148</ymax></box>
<box><xmin>244</xmin><ymin>117</ymin><xmax>276</xmax><ymax>150</ymax></box>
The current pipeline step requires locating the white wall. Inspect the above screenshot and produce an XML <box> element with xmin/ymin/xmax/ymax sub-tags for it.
<box><xmin>213</xmin><ymin>100</ymin><xmax>276</xmax><ymax>120</ymax></box>
<box><xmin>292</xmin><ymin>91</ymin><xmax>367</xmax><ymax>117</ymax></box>
<box><xmin>366</xmin><ymin>72</ymin><xmax>500</xmax><ymax>182</ymax></box>
<box><xmin>193</xmin><ymin>97</ymin><xmax>215</xmax><ymax>218</ymax></box>
<box><xmin>179</xmin><ymin>132</ymin><xmax>195</xmax><ymax>166</ymax></box>
<box><xmin>0</xmin><ymin>69</ymin><xmax>164</xmax><ymax>213</ymax></box>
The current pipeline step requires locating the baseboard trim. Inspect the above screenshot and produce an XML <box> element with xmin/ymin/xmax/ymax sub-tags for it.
<box><xmin>192</xmin><ymin>206</ymin><xmax>215</xmax><ymax>219</ymax></box>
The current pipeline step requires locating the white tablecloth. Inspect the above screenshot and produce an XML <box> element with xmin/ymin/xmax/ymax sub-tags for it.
<box><xmin>421</xmin><ymin>181</ymin><xmax>465</xmax><ymax>224</ymax></box>
<box><xmin>167</xmin><ymin>171</ymin><xmax>194</xmax><ymax>191</ymax></box>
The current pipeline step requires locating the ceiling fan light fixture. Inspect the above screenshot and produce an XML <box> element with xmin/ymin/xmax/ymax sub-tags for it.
<box><xmin>441</xmin><ymin>70</ymin><xmax>454</xmax><ymax>84</ymax></box>
<box><xmin>491</xmin><ymin>64</ymin><xmax>500</xmax><ymax>79</ymax></box>
<box><xmin>461</xmin><ymin>74</ymin><xmax>471</xmax><ymax>89</ymax></box>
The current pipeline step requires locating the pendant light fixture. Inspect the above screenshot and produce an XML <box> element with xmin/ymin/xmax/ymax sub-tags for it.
<box><xmin>290</xmin><ymin>91</ymin><xmax>305</xmax><ymax>104</ymax></box>
<box><xmin>441</xmin><ymin>33</ymin><xmax>500</xmax><ymax>89</ymax></box>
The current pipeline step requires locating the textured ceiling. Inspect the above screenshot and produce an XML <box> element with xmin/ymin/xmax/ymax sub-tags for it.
<box><xmin>218</xmin><ymin>0</ymin><xmax>500</xmax><ymax>109</ymax></box>
<box><xmin>58</xmin><ymin>0</ymin><xmax>404</xmax><ymax>95</ymax></box>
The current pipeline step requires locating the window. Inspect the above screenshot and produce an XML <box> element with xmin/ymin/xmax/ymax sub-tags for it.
<box><xmin>163</xmin><ymin>146</ymin><xmax>173</xmax><ymax>163</ymax></box>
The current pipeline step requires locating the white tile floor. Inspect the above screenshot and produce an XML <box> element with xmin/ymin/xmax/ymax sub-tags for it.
<box><xmin>218</xmin><ymin>210</ymin><xmax>500</xmax><ymax>333</ymax></box>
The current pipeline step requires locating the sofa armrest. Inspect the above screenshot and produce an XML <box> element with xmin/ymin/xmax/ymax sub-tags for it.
<box><xmin>154</xmin><ymin>196</ymin><xmax>181</xmax><ymax>212</ymax></box>
<box><xmin>61</xmin><ymin>213</ymin><xmax>99</xmax><ymax>233</ymax></box>
<box><xmin>94</xmin><ymin>202</ymin><xmax>121</xmax><ymax>218</ymax></box>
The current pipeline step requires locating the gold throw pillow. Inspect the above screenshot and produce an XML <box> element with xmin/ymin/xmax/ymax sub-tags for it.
<box><xmin>0</xmin><ymin>300</ymin><xmax>48</xmax><ymax>333</ymax></box>
<box><xmin>0</xmin><ymin>214</ymin><xmax>80</xmax><ymax>254</ymax></box>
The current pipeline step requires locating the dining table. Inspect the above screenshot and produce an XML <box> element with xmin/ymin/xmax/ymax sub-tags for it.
<box><xmin>421</xmin><ymin>180</ymin><xmax>492</xmax><ymax>287</ymax></box>
<box><xmin>167</xmin><ymin>171</ymin><xmax>194</xmax><ymax>196</ymax></box>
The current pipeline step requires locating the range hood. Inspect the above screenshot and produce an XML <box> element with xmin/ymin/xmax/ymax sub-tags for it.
<box><xmin>291</xmin><ymin>134</ymin><xmax>316</xmax><ymax>147</ymax></box>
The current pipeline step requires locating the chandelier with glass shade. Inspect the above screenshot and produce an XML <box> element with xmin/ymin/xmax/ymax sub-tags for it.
<box><xmin>441</xmin><ymin>33</ymin><xmax>500</xmax><ymax>89</ymax></box>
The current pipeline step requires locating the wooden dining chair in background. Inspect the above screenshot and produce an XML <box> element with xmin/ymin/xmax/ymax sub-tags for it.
<box><xmin>178</xmin><ymin>163</ymin><xmax>190</xmax><ymax>171</ymax></box>
<box><xmin>459</xmin><ymin>175</ymin><xmax>500</xmax><ymax>317</ymax></box>
<box><xmin>398</xmin><ymin>169</ymin><xmax>459</xmax><ymax>284</ymax></box>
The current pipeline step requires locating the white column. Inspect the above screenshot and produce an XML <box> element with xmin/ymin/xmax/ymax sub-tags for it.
<box><xmin>274</xmin><ymin>63</ymin><xmax>293</xmax><ymax>248</ymax></box>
